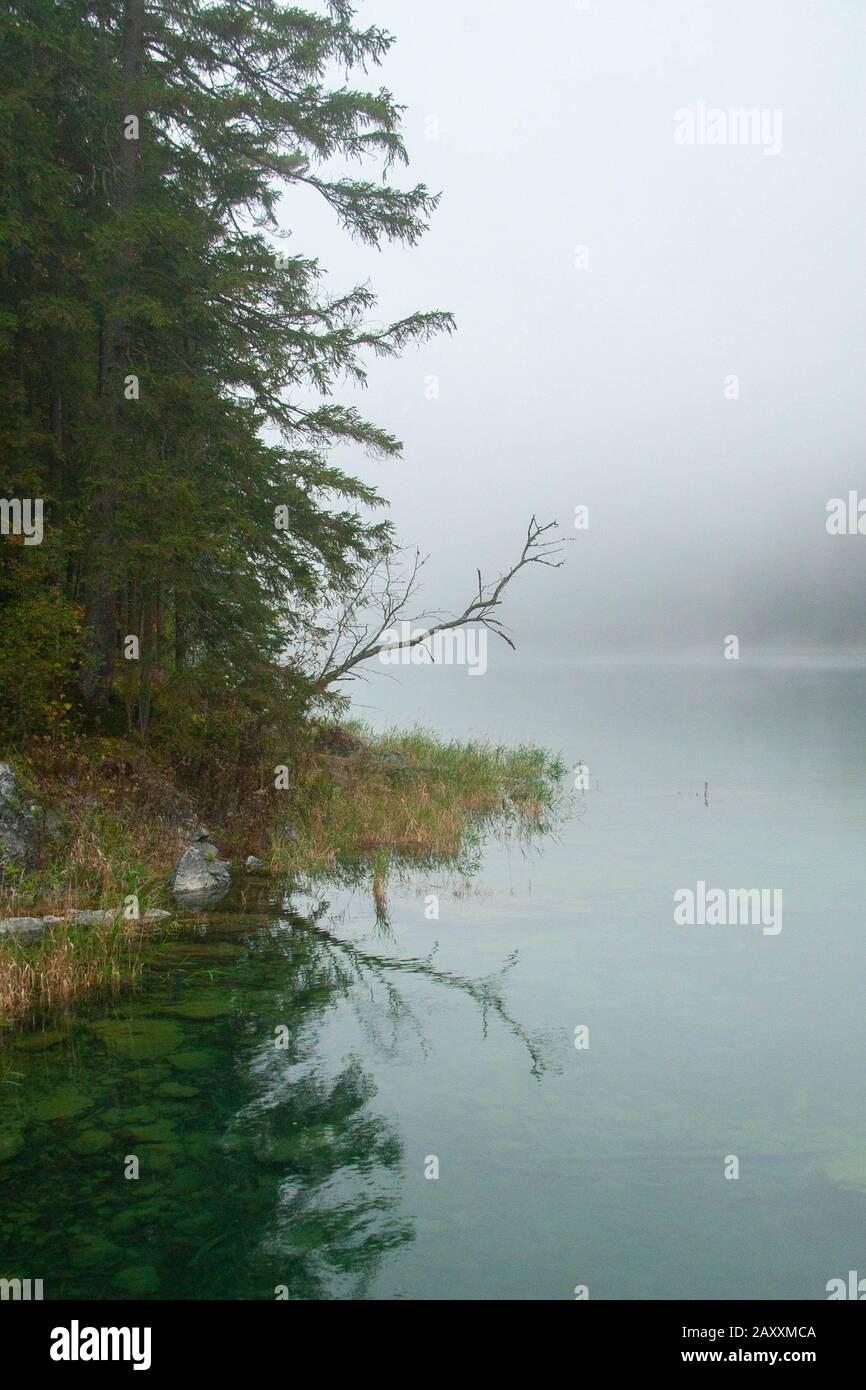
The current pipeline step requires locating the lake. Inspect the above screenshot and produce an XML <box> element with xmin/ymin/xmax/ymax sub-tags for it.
<box><xmin>2</xmin><ymin>656</ymin><xmax>865</xmax><ymax>1299</ymax></box>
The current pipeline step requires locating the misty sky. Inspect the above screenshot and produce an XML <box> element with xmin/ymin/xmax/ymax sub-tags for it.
<box><xmin>281</xmin><ymin>0</ymin><xmax>866</xmax><ymax>657</ymax></box>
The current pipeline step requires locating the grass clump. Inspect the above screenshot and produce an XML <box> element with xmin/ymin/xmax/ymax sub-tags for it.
<box><xmin>0</xmin><ymin>917</ymin><xmax>148</xmax><ymax>1029</ymax></box>
<box><xmin>269</xmin><ymin>724</ymin><xmax>565</xmax><ymax>881</ymax></box>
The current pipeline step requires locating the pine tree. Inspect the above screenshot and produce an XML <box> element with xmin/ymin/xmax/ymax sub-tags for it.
<box><xmin>0</xmin><ymin>0</ymin><xmax>453</xmax><ymax>745</ymax></box>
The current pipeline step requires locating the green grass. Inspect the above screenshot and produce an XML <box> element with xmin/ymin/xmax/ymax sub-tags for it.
<box><xmin>269</xmin><ymin>724</ymin><xmax>566</xmax><ymax>882</ymax></box>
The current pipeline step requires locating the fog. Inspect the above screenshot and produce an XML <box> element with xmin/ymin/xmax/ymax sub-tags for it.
<box><xmin>283</xmin><ymin>0</ymin><xmax>866</xmax><ymax>658</ymax></box>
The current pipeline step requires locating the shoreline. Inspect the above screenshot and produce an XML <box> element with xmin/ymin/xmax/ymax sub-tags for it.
<box><xmin>0</xmin><ymin>726</ymin><xmax>564</xmax><ymax>1029</ymax></box>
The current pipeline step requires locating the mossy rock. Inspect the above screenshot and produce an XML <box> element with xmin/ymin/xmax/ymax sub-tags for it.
<box><xmin>114</xmin><ymin>1264</ymin><xmax>161</xmax><ymax>1296</ymax></box>
<box><xmin>168</xmin><ymin>1050</ymin><xmax>210</xmax><ymax>1071</ymax></box>
<box><xmin>181</xmin><ymin>1132</ymin><xmax>212</xmax><ymax>1159</ymax></box>
<box><xmin>0</xmin><ymin>1126</ymin><xmax>25</xmax><ymax>1162</ymax></box>
<box><xmin>111</xmin><ymin>1209</ymin><xmax>149</xmax><ymax>1236</ymax></box>
<box><xmin>33</xmin><ymin>1086</ymin><xmax>93</xmax><ymax>1122</ymax></box>
<box><xmin>127</xmin><ymin>1120</ymin><xmax>176</xmax><ymax>1145</ymax></box>
<box><xmin>68</xmin><ymin>1129</ymin><xmax>114</xmax><ymax>1155</ymax></box>
<box><xmin>90</xmin><ymin>1017</ymin><xmax>183</xmax><ymax>1060</ymax></box>
<box><xmin>101</xmin><ymin>1105</ymin><xmax>159</xmax><ymax>1127</ymax></box>
<box><xmin>127</xmin><ymin>1067</ymin><xmax>170</xmax><ymax>1087</ymax></box>
<box><xmin>173</xmin><ymin>1211</ymin><xmax>212</xmax><ymax>1237</ymax></box>
<box><xmin>70</xmin><ymin>1234</ymin><xmax>124</xmax><ymax>1269</ymax></box>
<box><xmin>162</xmin><ymin>991</ymin><xmax>233</xmax><ymax>1019</ymax></box>
<box><xmin>157</xmin><ymin>1081</ymin><xmax>199</xmax><ymax>1100</ymax></box>
<box><xmin>139</xmin><ymin>1144</ymin><xmax>180</xmax><ymax>1173</ymax></box>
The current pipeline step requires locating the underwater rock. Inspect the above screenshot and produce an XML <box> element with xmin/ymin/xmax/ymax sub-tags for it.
<box><xmin>90</xmin><ymin>1017</ymin><xmax>183</xmax><ymax>1061</ymax></box>
<box><xmin>70</xmin><ymin>1234</ymin><xmax>123</xmax><ymax>1269</ymax></box>
<box><xmin>162</xmin><ymin>990</ymin><xmax>233</xmax><ymax>1019</ymax></box>
<box><xmin>0</xmin><ymin>1125</ymin><xmax>25</xmax><ymax>1162</ymax></box>
<box><xmin>126</xmin><ymin>1120</ymin><xmax>176</xmax><ymax>1144</ymax></box>
<box><xmin>32</xmin><ymin>1086</ymin><xmax>93</xmax><ymax>1122</ymax></box>
<box><xmin>168</xmin><ymin>1049</ymin><xmax>210</xmax><ymax>1071</ymax></box>
<box><xmin>114</xmin><ymin>1265</ymin><xmax>161</xmax><ymax>1296</ymax></box>
<box><xmin>68</xmin><ymin>1130</ymin><xmax>114</xmax><ymax>1155</ymax></box>
<box><xmin>157</xmin><ymin>1081</ymin><xmax>199</xmax><ymax>1099</ymax></box>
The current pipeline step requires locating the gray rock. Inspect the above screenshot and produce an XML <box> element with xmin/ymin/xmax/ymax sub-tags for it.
<box><xmin>0</xmin><ymin>761</ymin><xmax>40</xmax><ymax>867</ymax></box>
<box><xmin>65</xmin><ymin>908</ymin><xmax>170</xmax><ymax>925</ymax></box>
<box><xmin>171</xmin><ymin>834</ymin><xmax>231</xmax><ymax>909</ymax></box>
<box><xmin>0</xmin><ymin>908</ymin><xmax>173</xmax><ymax>938</ymax></box>
<box><xmin>245</xmin><ymin>855</ymin><xmax>266</xmax><ymax>874</ymax></box>
<box><xmin>0</xmin><ymin>916</ymin><xmax>56</xmax><ymax>937</ymax></box>
<box><xmin>67</xmin><ymin>909</ymin><xmax>118</xmax><ymax>926</ymax></box>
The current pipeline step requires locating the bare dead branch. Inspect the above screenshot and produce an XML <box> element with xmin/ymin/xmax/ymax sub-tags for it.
<box><xmin>313</xmin><ymin>516</ymin><xmax>565</xmax><ymax>689</ymax></box>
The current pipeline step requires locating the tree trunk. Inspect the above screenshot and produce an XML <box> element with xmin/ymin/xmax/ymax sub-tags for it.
<box><xmin>83</xmin><ymin>0</ymin><xmax>146</xmax><ymax>712</ymax></box>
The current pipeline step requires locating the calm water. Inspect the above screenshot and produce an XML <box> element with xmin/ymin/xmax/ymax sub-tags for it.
<box><xmin>2</xmin><ymin>658</ymin><xmax>866</xmax><ymax>1299</ymax></box>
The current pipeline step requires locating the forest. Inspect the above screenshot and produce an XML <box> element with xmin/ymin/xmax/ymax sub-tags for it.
<box><xmin>0</xmin><ymin>0</ymin><xmax>457</xmax><ymax>770</ymax></box>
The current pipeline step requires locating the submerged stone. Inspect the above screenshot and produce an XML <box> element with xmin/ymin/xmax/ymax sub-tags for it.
<box><xmin>33</xmin><ymin>1086</ymin><xmax>93</xmax><ymax>1122</ymax></box>
<box><xmin>127</xmin><ymin>1120</ymin><xmax>176</xmax><ymax>1144</ymax></box>
<box><xmin>90</xmin><ymin>1017</ymin><xmax>183</xmax><ymax>1060</ymax></box>
<box><xmin>168</xmin><ymin>1050</ymin><xmax>210</xmax><ymax>1071</ymax></box>
<box><xmin>140</xmin><ymin>1144</ymin><xmax>180</xmax><ymax>1172</ymax></box>
<box><xmin>163</xmin><ymin>990</ymin><xmax>233</xmax><ymax>1019</ymax></box>
<box><xmin>114</xmin><ymin>1264</ymin><xmax>160</xmax><ymax>1295</ymax></box>
<box><xmin>68</xmin><ymin>1130</ymin><xmax>114</xmax><ymax>1155</ymax></box>
<box><xmin>101</xmin><ymin>1104</ymin><xmax>158</xmax><ymax>1127</ymax></box>
<box><xmin>157</xmin><ymin>1081</ymin><xmax>199</xmax><ymax>1099</ymax></box>
<box><xmin>70</xmin><ymin>1234</ymin><xmax>123</xmax><ymax>1268</ymax></box>
<box><xmin>0</xmin><ymin>1125</ymin><xmax>25</xmax><ymax>1162</ymax></box>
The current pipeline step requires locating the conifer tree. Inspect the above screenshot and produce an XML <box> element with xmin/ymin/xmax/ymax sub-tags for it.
<box><xmin>0</xmin><ymin>0</ymin><xmax>453</xmax><ymax>742</ymax></box>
